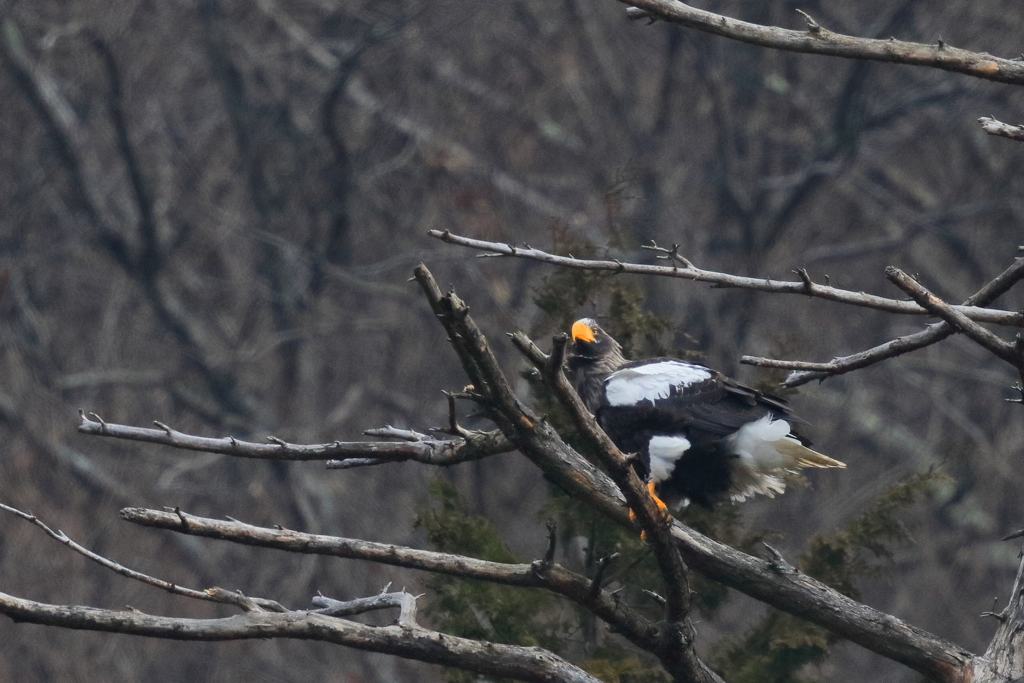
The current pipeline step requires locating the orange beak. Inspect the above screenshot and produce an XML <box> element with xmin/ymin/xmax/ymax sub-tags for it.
<box><xmin>571</xmin><ymin>320</ymin><xmax>596</xmax><ymax>343</ymax></box>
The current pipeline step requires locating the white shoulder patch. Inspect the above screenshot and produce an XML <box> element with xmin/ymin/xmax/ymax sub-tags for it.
<box><xmin>647</xmin><ymin>435</ymin><xmax>691</xmax><ymax>482</ymax></box>
<box><xmin>604</xmin><ymin>361</ymin><xmax>712</xmax><ymax>407</ymax></box>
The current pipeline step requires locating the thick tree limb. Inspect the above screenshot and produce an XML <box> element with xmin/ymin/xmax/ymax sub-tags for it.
<box><xmin>0</xmin><ymin>592</ymin><xmax>599</xmax><ymax>683</ymax></box>
<box><xmin>973</xmin><ymin>551</ymin><xmax>1024</xmax><ymax>682</ymax></box>
<box><xmin>744</xmin><ymin>256</ymin><xmax>1024</xmax><ymax>386</ymax></box>
<box><xmin>621</xmin><ymin>0</ymin><xmax>1024</xmax><ymax>87</ymax></box>
<box><xmin>77</xmin><ymin>413</ymin><xmax>512</xmax><ymax>466</ymax></box>
<box><xmin>665</xmin><ymin>521</ymin><xmax>969</xmax><ymax>683</ymax></box>
<box><xmin>979</xmin><ymin>117</ymin><xmax>1024</xmax><ymax>142</ymax></box>
<box><xmin>427</xmin><ymin>230</ymin><xmax>1024</xmax><ymax>327</ymax></box>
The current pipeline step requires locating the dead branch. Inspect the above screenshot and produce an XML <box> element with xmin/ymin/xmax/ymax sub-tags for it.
<box><xmin>979</xmin><ymin>117</ymin><xmax>1024</xmax><ymax>142</ymax></box>
<box><xmin>119</xmin><ymin>507</ymin><xmax>664</xmax><ymax>653</ymax></box>
<box><xmin>621</xmin><ymin>1</ymin><xmax>1024</xmax><ymax>86</ymax></box>
<box><xmin>77</xmin><ymin>413</ymin><xmax>512</xmax><ymax>466</ymax></box>
<box><xmin>427</xmin><ymin>230</ymin><xmax>1024</xmax><ymax>327</ymax></box>
<box><xmin>665</xmin><ymin>520</ymin><xmax>969</xmax><ymax>682</ymax></box>
<box><xmin>743</xmin><ymin>256</ymin><xmax>1024</xmax><ymax>386</ymax></box>
<box><xmin>0</xmin><ymin>591</ymin><xmax>600</xmax><ymax>683</ymax></box>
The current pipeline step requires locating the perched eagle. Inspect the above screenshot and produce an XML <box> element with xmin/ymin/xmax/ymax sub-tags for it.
<box><xmin>567</xmin><ymin>318</ymin><xmax>844</xmax><ymax>509</ymax></box>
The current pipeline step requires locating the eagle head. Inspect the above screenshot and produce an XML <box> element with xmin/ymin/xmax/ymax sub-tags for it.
<box><xmin>568</xmin><ymin>319</ymin><xmax>618</xmax><ymax>367</ymax></box>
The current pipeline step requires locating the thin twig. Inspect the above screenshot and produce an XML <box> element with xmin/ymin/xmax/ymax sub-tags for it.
<box><xmin>0</xmin><ymin>503</ymin><xmax>284</xmax><ymax>612</ymax></box>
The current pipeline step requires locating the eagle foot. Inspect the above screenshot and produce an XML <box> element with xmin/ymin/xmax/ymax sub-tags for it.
<box><xmin>629</xmin><ymin>481</ymin><xmax>673</xmax><ymax>540</ymax></box>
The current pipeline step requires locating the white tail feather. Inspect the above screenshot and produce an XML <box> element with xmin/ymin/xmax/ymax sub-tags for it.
<box><xmin>727</xmin><ymin>415</ymin><xmax>844</xmax><ymax>501</ymax></box>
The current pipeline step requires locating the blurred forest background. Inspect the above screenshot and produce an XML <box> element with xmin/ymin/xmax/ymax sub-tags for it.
<box><xmin>2</xmin><ymin>0</ymin><xmax>1024</xmax><ymax>681</ymax></box>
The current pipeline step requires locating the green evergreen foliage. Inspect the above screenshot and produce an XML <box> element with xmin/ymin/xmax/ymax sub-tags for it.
<box><xmin>416</xmin><ymin>479</ymin><xmax>567</xmax><ymax>683</ymax></box>
<box><xmin>800</xmin><ymin>468</ymin><xmax>950</xmax><ymax>599</ymax></box>
<box><xmin>531</xmin><ymin>224</ymin><xmax>668</xmax><ymax>360</ymax></box>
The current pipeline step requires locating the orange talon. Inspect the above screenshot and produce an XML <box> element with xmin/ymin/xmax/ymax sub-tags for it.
<box><xmin>647</xmin><ymin>481</ymin><xmax>669</xmax><ymax>515</ymax></box>
<box><xmin>631</xmin><ymin>481</ymin><xmax>671</xmax><ymax>541</ymax></box>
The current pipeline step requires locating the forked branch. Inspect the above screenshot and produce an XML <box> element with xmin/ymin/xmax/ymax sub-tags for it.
<box><xmin>312</xmin><ymin>587</ymin><xmax>420</xmax><ymax>628</ymax></box>
<box><xmin>743</xmin><ymin>256</ymin><xmax>1024</xmax><ymax>386</ymax></box>
<box><xmin>886</xmin><ymin>267</ymin><xmax>1024</xmax><ymax>372</ymax></box>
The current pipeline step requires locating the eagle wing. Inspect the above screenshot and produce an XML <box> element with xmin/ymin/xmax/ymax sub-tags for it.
<box><xmin>599</xmin><ymin>359</ymin><xmax>794</xmax><ymax>440</ymax></box>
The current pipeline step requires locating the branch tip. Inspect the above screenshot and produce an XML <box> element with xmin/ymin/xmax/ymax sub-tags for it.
<box><xmin>794</xmin><ymin>9</ymin><xmax>820</xmax><ymax>33</ymax></box>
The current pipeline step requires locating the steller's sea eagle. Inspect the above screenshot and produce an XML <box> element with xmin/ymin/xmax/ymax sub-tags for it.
<box><xmin>566</xmin><ymin>318</ymin><xmax>844</xmax><ymax>510</ymax></box>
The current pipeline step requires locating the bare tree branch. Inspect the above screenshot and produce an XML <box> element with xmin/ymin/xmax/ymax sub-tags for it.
<box><xmin>119</xmin><ymin>507</ymin><xmax>664</xmax><ymax>654</ymax></box>
<box><xmin>0</xmin><ymin>591</ymin><xmax>600</xmax><ymax>683</ymax></box>
<box><xmin>427</xmin><ymin>230</ymin><xmax>1024</xmax><ymax>327</ymax></box>
<box><xmin>0</xmin><ymin>503</ymin><xmax>284</xmax><ymax>613</ymax></box>
<box><xmin>743</xmin><ymin>256</ymin><xmax>1024</xmax><ymax>386</ymax></box>
<box><xmin>979</xmin><ymin>117</ymin><xmax>1024</xmax><ymax>142</ymax></box>
<box><xmin>77</xmin><ymin>413</ymin><xmax>512</xmax><ymax>466</ymax></box>
<box><xmin>621</xmin><ymin>0</ymin><xmax>1024</xmax><ymax>86</ymax></box>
